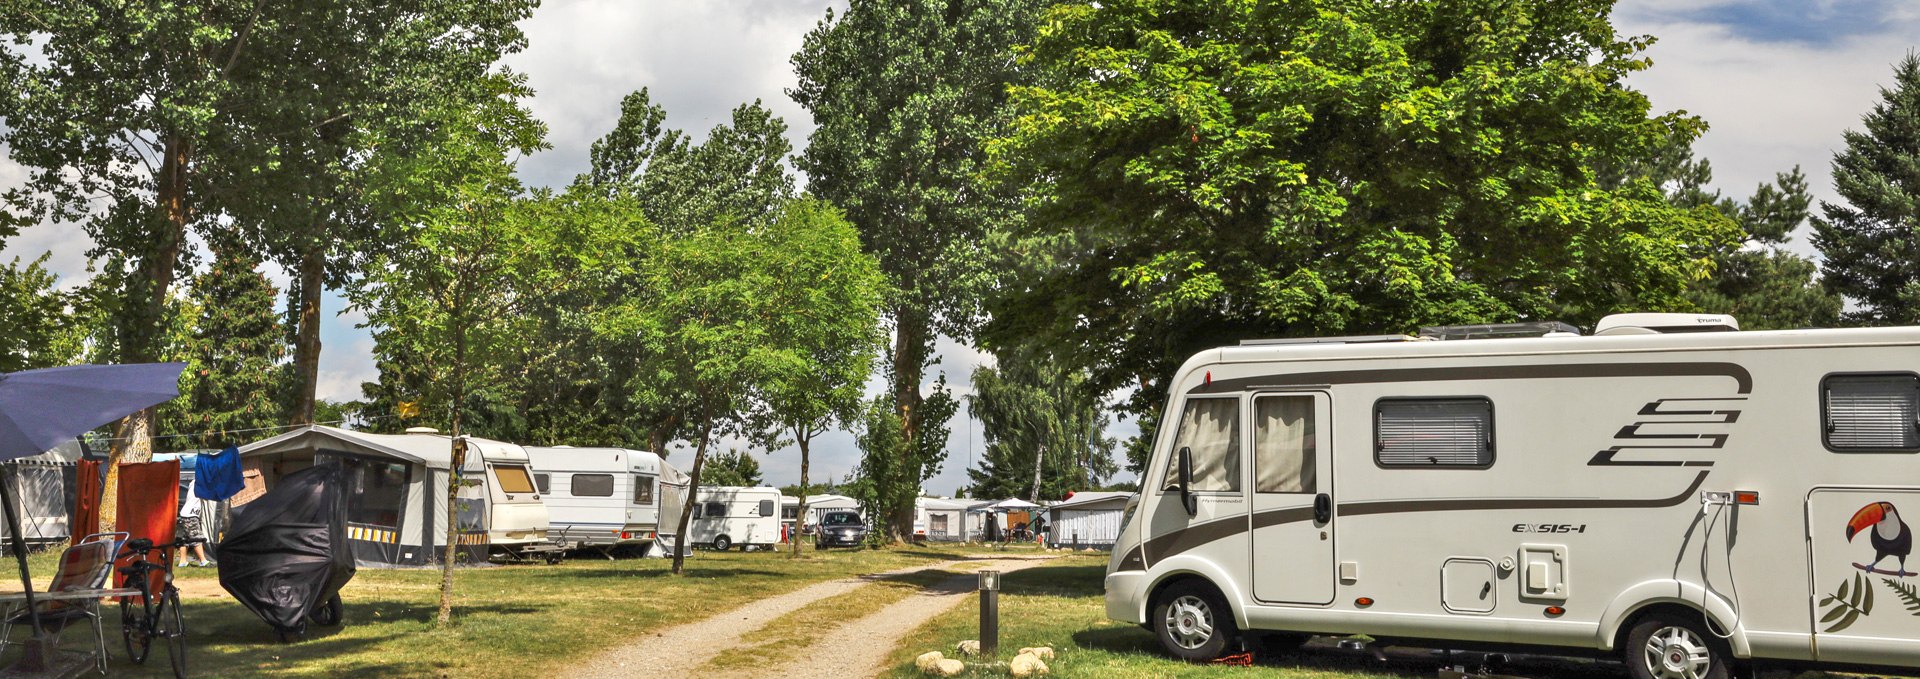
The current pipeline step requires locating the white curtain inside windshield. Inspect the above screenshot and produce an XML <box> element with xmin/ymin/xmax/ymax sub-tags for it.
<box><xmin>1163</xmin><ymin>397</ymin><xmax>1241</xmax><ymax>492</ymax></box>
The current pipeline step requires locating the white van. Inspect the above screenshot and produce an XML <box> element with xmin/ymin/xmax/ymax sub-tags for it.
<box><xmin>691</xmin><ymin>486</ymin><xmax>783</xmax><ymax>551</ymax></box>
<box><xmin>1109</xmin><ymin>314</ymin><xmax>1920</xmax><ymax>676</ymax></box>
<box><xmin>524</xmin><ymin>446</ymin><xmax>689</xmax><ymax>556</ymax></box>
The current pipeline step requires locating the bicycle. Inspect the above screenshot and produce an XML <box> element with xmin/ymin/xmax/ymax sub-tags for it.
<box><xmin>117</xmin><ymin>536</ymin><xmax>201</xmax><ymax>678</ymax></box>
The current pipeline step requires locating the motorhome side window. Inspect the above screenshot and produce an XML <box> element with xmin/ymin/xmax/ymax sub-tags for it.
<box><xmin>758</xmin><ymin>499</ymin><xmax>775</xmax><ymax>517</ymax></box>
<box><xmin>572</xmin><ymin>473</ymin><xmax>614</xmax><ymax>497</ymax></box>
<box><xmin>704</xmin><ymin>501</ymin><xmax>727</xmax><ymax>518</ymax></box>
<box><xmin>1160</xmin><ymin>396</ymin><xmax>1241</xmax><ymax>493</ymax></box>
<box><xmin>1254</xmin><ymin>395</ymin><xmax>1315</xmax><ymax>493</ymax></box>
<box><xmin>533</xmin><ymin>473</ymin><xmax>549</xmax><ymax>495</ymax></box>
<box><xmin>1375</xmin><ymin>398</ymin><xmax>1494</xmax><ymax>467</ymax></box>
<box><xmin>1824</xmin><ymin>373</ymin><xmax>1920</xmax><ymax>451</ymax></box>
<box><xmin>633</xmin><ymin>475</ymin><xmax>655</xmax><ymax>504</ymax></box>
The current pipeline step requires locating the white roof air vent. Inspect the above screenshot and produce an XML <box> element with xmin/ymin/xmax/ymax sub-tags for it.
<box><xmin>1593</xmin><ymin>313</ymin><xmax>1739</xmax><ymax>336</ymax></box>
<box><xmin>404</xmin><ymin>426</ymin><xmax>441</xmax><ymax>435</ymax></box>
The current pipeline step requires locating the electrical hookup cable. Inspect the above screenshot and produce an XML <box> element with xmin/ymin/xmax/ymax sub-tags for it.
<box><xmin>1698</xmin><ymin>498</ymin><xmax>1743</xmax><ymax>640</ymax></box>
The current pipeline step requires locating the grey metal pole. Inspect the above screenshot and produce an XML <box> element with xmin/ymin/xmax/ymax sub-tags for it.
<box><xmin>1</xmin><ymin>467</ymin><xmax>44</xmax><ymax>637</ymax></box>
<box><xmin>979</xmin><ymin>570</ymin><xmax>1000</xmax><ymax>656</ymax></box>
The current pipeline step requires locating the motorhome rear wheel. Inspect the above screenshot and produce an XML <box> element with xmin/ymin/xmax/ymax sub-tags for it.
<box><xmin>1624</xmin><ymin>612</ymin><xmax>1731</xmax><ymax>679</ymax></box>
<box><xmin>712</xmin><ymin>534</ymin><xmax>732</xmax><ymax>551</ymax></box>
<box><xmin>1151</xmin><ymin>580</ymin><xmax>1239</xmax><ymax>661</ymax></box>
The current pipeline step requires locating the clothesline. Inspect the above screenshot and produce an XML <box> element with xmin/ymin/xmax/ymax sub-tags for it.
<box><xmin>89</xmin><ymin>413</ymin><xmax>399</xmax><ymax>445</ymax></box>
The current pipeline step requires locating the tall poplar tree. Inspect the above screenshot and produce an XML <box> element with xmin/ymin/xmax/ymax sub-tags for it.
<box><xmin>1813</xmin><ymin>54</ymin><xmax>1920</xmax><ymax>325</ymax></box>
<box><xmin>791</xmin><ymin>0</ymin><xmax>1043</xmax><ymax>540</ymax></box>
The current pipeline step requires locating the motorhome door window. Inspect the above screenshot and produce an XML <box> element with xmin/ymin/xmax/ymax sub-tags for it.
<box><xmin>1823</xmin><ymin>373</ymin><xmax>1920</xmax><ymax>451</ymax></box>
<box><xmin>1375</xmin><ymin>398</ymin><xmax>1494</xmax><ymax>467</ymax></box>
<box><xmin>633</xmin><ymin>475</ymin><xmax>655</xmax><ymax>504</ymax></box>
<box><xmin>1254</xmin><ymin>395</ymin><xmax>1316</xmax><ymax>493</ymax></box>
<box><xmin>493</xmin><ymin>464</ymin><xmax>537</xmax><ymax>494</ymax></box>
<box><xmin>1161</xmin><ymin>396</ymin><xmax>1242</xmax><ymax>492</ymax></box>
<box><xmin>572</xmin><ymin>473</ymin><xmax>615</xmax><ymax>497</ymax></box>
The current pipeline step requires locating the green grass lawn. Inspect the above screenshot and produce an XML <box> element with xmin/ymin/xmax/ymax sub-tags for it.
<box><xmin>4</xmin><ymin>541</ymin><xmax>978</xmax><ymax>677</ymax></box>
<box><xmin>878</xmin><ymin>556</ymin><xmax>1902</xmax><ymax>679</ymax></box>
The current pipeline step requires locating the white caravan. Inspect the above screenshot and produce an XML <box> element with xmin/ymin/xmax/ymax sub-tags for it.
<box><xmin>523</xmin><ymin>446</ymin><xmax>689</xmax><ymax>555</ymax></box>
<box><xmin>1109</xmin><ymin>314</ymin><xmax>1920</xmax><ymax>676</ymax></box>
<box><xmin>691</xmin><ymin>486</ymin><xmax>783</xmax><ymax>551</ymax></box>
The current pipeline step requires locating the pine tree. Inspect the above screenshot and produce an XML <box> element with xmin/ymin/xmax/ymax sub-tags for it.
<box><xmin>174</xmin><ymin>248</ymin><xmax>289</xmax><ymax>449</ymax></box>
<box><xmin>1678</xmin><ymin>165</ymin><xmax>1842</xmax><ymax>330</ymax></box>
<box><xmin>1814</xmin><ymin>54</ymin><xmax>1920</xmax><ymax>325</ymax></box>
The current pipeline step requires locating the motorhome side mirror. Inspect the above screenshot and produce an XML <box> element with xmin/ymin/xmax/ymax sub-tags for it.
<box><xmin>1178</xmin><ymin>447</ymin><xmax>1197</xmax><ymax>516</ymax></box>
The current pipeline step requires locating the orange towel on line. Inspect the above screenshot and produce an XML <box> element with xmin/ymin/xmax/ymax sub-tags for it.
<box><xmin>71</xmin><ymin>459</ymin><xmax>102</xmax><ymax>547</ymax></box>
<box><xmin>114</xmin><ymin>460</ymin><xmax>179</xmax><ymax>596</ymax></box>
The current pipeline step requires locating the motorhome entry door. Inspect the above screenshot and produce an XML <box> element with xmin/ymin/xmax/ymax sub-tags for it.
<box><xmin>1249</xmin><ymin>392</ymin><xmax>1335</xmax><ymax>605</ymax></box>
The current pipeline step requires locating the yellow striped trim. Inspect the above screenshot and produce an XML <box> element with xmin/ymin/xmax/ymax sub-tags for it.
<box><xmin>347</xmin><ymin>525</ymin><xmax>398</xmax><ymax>544</ymax></box>
<box><xmin>455</xmin><ymin>532</ymin><xmax>490</xmax><ymax>546</ymax></box>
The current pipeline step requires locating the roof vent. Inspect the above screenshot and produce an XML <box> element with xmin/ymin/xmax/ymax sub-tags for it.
<box><xmin>404</xmin><ymin>427</ymin><xmax>441</xmax><ymax>435</ymax></box>
<box><xmin>1593</xmin><ymin>313</ymin><xmax>1739</xmax><ymax>336</ymax></box>
<box><xmin>1418</xmin><ymin>321</ymin><xmax>1581</xmax><ymax>341</ymax></box>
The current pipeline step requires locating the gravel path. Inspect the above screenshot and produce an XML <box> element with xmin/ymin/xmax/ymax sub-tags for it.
<box><xmin>567</xmin><ymin>559</ymin><xmax>987</xmax><ymax>678</ymax></box>
<box><xmin>742</xmin><ymin>554</ymin><xmax>1057</xmax><ymax>679</ymax></box>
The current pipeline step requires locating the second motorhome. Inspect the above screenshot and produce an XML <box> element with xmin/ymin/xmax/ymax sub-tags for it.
<box><xmin>1109</xmin><ymin>313</ymin><xmax>1920</xmax><ymax>677</ymax></box>
<box><xmin>690</xmin><ymin>486</ymin><xmax>784</xmax><ymax>551</ymax></box>
<box><xmin>524</xmin><ymin>446</ymin><xmax>688</xmax><ymax>556</ymax></box>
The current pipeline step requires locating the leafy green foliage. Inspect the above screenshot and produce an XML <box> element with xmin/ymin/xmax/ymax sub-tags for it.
<box><xmin>1813</xmin><ymin>54</ymin><xmax>1920</xmax><ymax>325</ymax></box>
<box><xmin>983</xmin><ymin>0</ymin><xmax>1741</xmax><ymax>422</ymax></box>
<box><xmin>0</xmin><ymin>254</ymin><xmax>84</xmax><ymax>373</ymax></box>
<box><xmin>845</xmin><ymin>380</ymin><xmax>957</xmax><ymax>535</ymax></box>
<box><xmin>581</xmin><ymin>90</ymin><xmax>796</xmax><ymax>235</ymax></box>
<box><xmin>791</xmin><ymin>0</ymin><xmax>1041</xmax><ymax>538</ymax></box>
<box><xmin>1819</xmin><ymin>572</ymin><xmax>1874</xmax><ymax>632</ymax></box>
<box><xmin>701</xmin><ymin>450</ymin><xmax>766</xmax><ymax>488</ymax></box>
<box><xmin>164</xmin><ymin>247</ymin><xmax>291</xmax><ymax>448</ymax></box>
<box><xmin>965</xmin><ymin>346</ymin><xmax>1118</xmax><ymax>501</ymax></box>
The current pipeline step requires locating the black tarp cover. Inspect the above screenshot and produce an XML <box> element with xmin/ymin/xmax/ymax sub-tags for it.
<box><xmin>217</xmin><ymin>464</ymin><xmax>355</xmax><ymax>631</ymax></box>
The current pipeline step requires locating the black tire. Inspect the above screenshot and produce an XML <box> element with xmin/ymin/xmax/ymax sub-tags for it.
<box><xmin>162</xmin><ymin>590</ymin><xmax>187</xmax><ymax>679</ymax></box>
<box><xmin>1623</xmin><ymin>611</ymin><xmax>1732</xmax><ymax>679</ymax></box>
<box><xmin>121</xmin><ymin>597</ymin><xmax>152</xmax><ymax>665</ymax></box>
<box><xmin>310</xmin><ymin>593</ymin><xmax>344</xmax><ymax>627</ymax></box>
<box><xmin>1151</xmin><ymin>580</ymin><xmax>1238</xmax><ymax>662</ymax></box>
<box><xmin>712</xmin><ymin>535</ymin><xmax>732</xmax><ymax>551</ymax></box>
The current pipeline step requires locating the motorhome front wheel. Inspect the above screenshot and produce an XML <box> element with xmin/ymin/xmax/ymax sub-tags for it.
<box><xmin>1624</xmin><ymin>613</ymin><xmax>1731</xmax><ymax>679</ymax></box>
<box><xmin>712</xmin><ymin>535</ymin><xmax>733</xmax><ymax>551</ymax></box>
<box><xmin>1151</xmin><ymin>580</ymin><xmax>1237</xmax><ymax>661</ymax></box>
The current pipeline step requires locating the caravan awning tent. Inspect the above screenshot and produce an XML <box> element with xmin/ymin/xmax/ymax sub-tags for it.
<box><xmin>1044</xmin><ymin>491</ymin><xmax>1132</xmax><ymax>549</ymax></box>
<box><xmin>0</xmin><ymin>440</ymin><xmax>88</xmax><ymax>544</ymax></box>
<box><xmin>238</xmin><ymin>426</ymin><xmax>513</xmax><ymax>567</ymax></box>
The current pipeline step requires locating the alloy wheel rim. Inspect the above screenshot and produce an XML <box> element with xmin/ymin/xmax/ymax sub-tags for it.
<box><xmin>1164</xmin><ymin>595</ymin><xmax>1214</xmax><ymax>649</ymax></box>
<box><xmin>1642</xmin><ymin>625</ymin><xmax>1711</xmax><ymax>679</ymax></box>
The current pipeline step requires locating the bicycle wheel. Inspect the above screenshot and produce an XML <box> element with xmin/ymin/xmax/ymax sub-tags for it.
<box><xmin>162</xmin><ymin>589</ymin><xmax>187</xmax><ymax>679</ymax></box>
<box><xmin>120</xmin><ymin>595</ymin><xmax>152</xmax><ymax>665</ymax></box>
<box><xmin>309</xmin><ymin>593</ymin><xmax>343</xmax><ymax>627</ymax></box>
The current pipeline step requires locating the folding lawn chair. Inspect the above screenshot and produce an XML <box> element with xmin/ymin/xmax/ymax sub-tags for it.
<box><xmin>0</xmin><ymin>532</ymin><xmax>130</xmax><ymax>674</ymax></box>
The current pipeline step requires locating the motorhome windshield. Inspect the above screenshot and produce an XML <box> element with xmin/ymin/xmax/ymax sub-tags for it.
<box><xmin>494</xmin><ymin>464</ymin><xmax>536</xmax><ymax>494</ymax></box>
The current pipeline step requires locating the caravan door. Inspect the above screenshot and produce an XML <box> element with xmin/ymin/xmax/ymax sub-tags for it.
<box><xmin>1249</xmin><ymin>392</ymin><xmax>1335</xmax><ymax>605</ymax></box>
<box><xmin>1808</xmin><ymin>487</ymin><xmax>1920</xmax><ymax>666</ymax></box>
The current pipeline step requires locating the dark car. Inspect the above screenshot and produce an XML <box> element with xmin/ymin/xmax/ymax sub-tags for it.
<box><xmin>815</xmin><ymin>510</ymin><xmax>868</xmax><ymax>548</ymax></box>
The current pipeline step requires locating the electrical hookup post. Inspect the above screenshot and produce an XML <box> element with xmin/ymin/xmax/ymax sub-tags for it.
<box><xmin>979</xmin><ymin>569</ymin><xmax>1000</xmax><ymax>655</ymax></box>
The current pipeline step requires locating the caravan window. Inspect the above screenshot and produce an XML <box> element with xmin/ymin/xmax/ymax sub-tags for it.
<box><xmin>1824</xmin><ymin>373</ymin><xmax>1920</xmax><ymax>451</ymax></box>
<box><xmin>572</xmin><ymin>473</ymin><xmax>614</xmax><ymax>497</ymax></box>
<box><xmin>534</xmin><ymin>473</ymin><xmax>550</xmax><ymax>494</ymax></box>
<box><xmin>1161</xmin><ymin>396</ymin><xmax>1241</xmax><ymax>493</ymax></box>
<box><xmin>493</xmin><ymin>465</ymin><xmax>537</xmax><ymax>494</ymax></box>
<box><xmin>633</xmin><ymin>475</ymin><xmax>655</xmax><ymax>504</ymax></box>
<box><xmin>1254</xmin><ymin>395</ymin><xmax>1315</xmax><ymax>493</ymax></box>
<box><xmin>758</xmin><ymin>499</ymin><xmax>775</xmax><ymax>517</ymax></box>
<box><xmin>340</xmin><ymin>457</ymin><xmax>408</xmax><ymax>528</ymax></box>
<box><xmin>703</xmin><ymin>501</ymin><xmax>727</xmax><ymax>518</ymax></box>
<box><xmin>1375</xmin><ymin>398</ymin><xmax>1494</xmax><ymax>467</ymax></box>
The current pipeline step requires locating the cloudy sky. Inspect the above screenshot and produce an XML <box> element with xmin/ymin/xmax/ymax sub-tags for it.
<box><xmin>3</xmin><ymin>0</ymin><xmax>1916</xmax><ymax>496</ymax></box>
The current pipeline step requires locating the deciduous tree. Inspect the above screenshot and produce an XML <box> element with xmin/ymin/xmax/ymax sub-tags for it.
<box><xmin>966</xmin><ymin>346</ymin><xmax>1117</xmax><ymax>502</ymax></box>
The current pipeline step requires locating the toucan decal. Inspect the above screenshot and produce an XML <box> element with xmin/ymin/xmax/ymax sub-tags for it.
<box><xmin>1848</xmin><ymin>501</ymin><xmax>1916</xmax><ymax>577</ymax></box>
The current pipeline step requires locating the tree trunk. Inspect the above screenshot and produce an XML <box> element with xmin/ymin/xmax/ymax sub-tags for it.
<box><xmin>289</xmin><ymin>239</ymin><xmax>326</xmax><ymax>425</ymax></box>
<box><xmin>671</xmin><ymin>417</ymin><xmax>714</xmax><ymax>575</ymax></box>
<box><xmin>792</xmin><ymin>430</ymin><xmax>810</xmax><ymax>558</ymax></box>
<box><xmin>886</xmin><ymin>305</ymin><xmax>929</xmax><ymax>542</ymax></box>
<box><xmin>103</xmin><ymin>135</ymin><xmax>192</xmax><ymax>530</ymax></box>
<box><xmin>436</xmin><ymin>324</ymin><xmax>469</xmax><ymax>625</ymax></box>
<box><xmin>1028</xmin><ymin>442</ymin><xmax>1046</xmax><ymax>502</ymax></box>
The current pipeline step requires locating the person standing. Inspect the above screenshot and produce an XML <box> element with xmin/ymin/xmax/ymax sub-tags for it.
<box><xmin>176</xmin><ymin>479</ymin><xmax>213</xmax><ymax>567</ymax></box>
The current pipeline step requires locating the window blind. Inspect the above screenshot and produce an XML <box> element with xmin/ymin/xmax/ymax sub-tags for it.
<box><xmin>1826</xmin><ymin>374</ymin><xmax>1920</xmax><ymax>450</ymax></box>
<box><xmin>1376</xmin><ymin>399</ymin><xmax>1493</xmax><ymax>466</ymax></box>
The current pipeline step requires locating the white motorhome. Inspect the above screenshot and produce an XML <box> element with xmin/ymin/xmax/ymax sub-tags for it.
<box><xmin>524</xmin><ymin>446</ymin><xmax>689</xmax><ymax>556</ymax></box>
<box><xmin>1109</xmin><ymin>314</ymin><xmax>1920</xmax><ymax>676</ymax></box>
<box><xmin>691</xmin><ymin>486</ymin><xmax>783</xmax><ymax>551</ymax></box>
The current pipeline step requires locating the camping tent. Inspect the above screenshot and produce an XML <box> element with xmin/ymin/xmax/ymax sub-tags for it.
<box><xmin>1045</xmin><ymin>492</ymin><xmax>1132</xmax><ymax>549</ymax></box>
<box><xmin>0</xmin><ymin>440</ymin><xmax>87</xmax><ymax>544</ymax></box>
<box><xmin>237</xmin><ymin>426</ymin><xmax>530</xmax><ymax>567</ymax></box>
<box><xmin>916</xmin><ymin>498</ymin><xmax>974</xmax><ymax>542</ymax></box>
